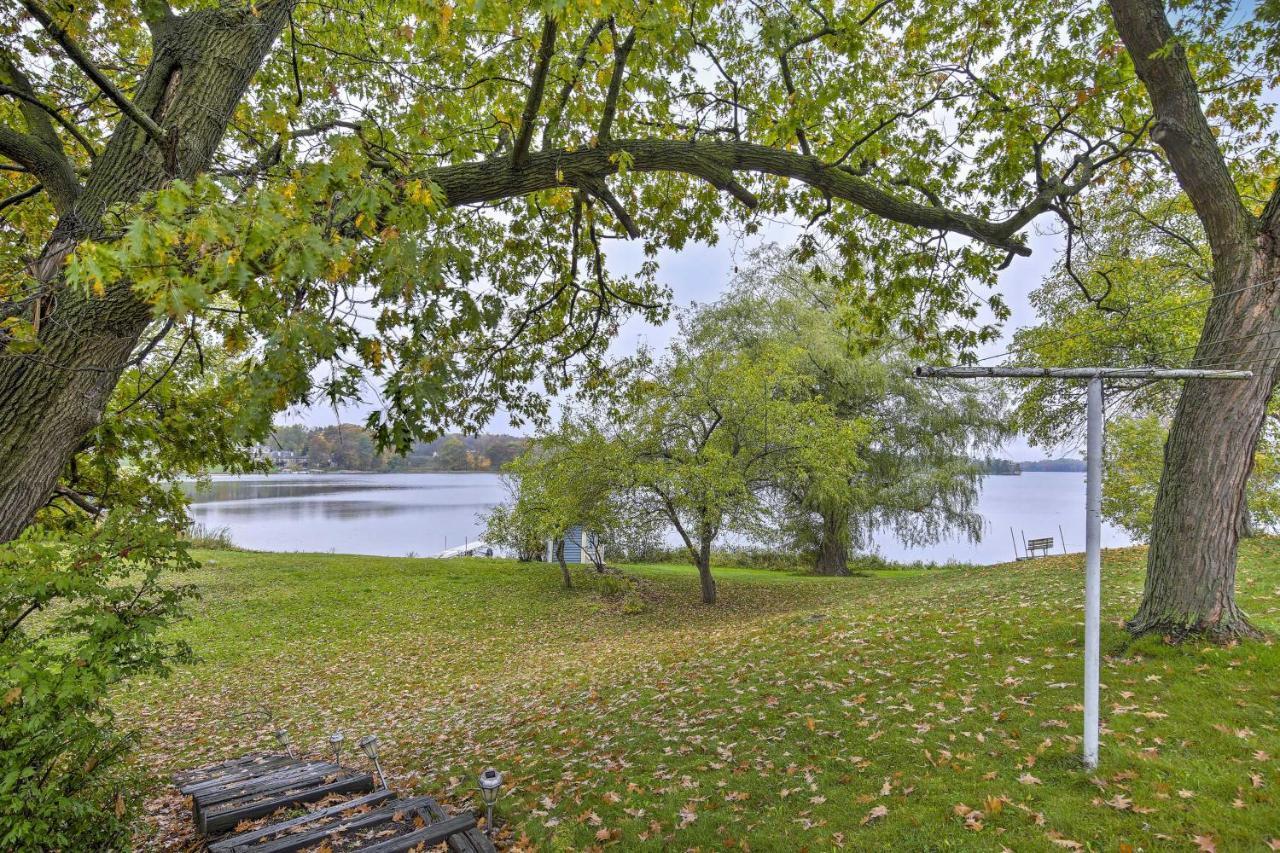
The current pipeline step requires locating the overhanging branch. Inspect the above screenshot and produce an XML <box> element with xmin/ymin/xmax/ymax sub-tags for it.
<box><xmin>425</xmin><ymin>139</ymin><xmax>1037</xmax><ymax>255</ymax></box>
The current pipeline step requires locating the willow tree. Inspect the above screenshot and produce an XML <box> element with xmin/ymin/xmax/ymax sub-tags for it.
<box><xmin>1</xmin><ymin>0</ymin><xmax>1277</xmax><ymax>636</ymax></box>
<box><xmin>689</xmin><ymin>251</ymin><xmax>1006</xmax><ymax>575</ymax></box>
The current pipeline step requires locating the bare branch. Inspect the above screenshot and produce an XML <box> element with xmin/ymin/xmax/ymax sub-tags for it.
<box><xmin>0</xmin><ymin>182</ymin><xmax>43</xmax><ymax>213</ymax></box>
<box><xmin>777</xmin><ymin>49</ymin><xmax>812</xmax><ymax>156</ymax></box>
<box><xmin>513</xmin><ymin>15</ymin><xmax>557</xmax><ymax>167</ymax></box>
<box><xmin>53</xmin><ymin>484</ymin><xmax>102</xmax><ymax>516</ymax></box>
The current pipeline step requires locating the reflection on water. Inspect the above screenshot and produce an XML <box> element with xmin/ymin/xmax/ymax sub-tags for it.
<box><xmin>184</xmin><ymin>473</ymin><xmax>506</xmax><ymax>556</ymax></box>
<box><xmin>185</xmin><ymin>471</ymin><xmax>1133</xmax><ymax>563</ymax></box>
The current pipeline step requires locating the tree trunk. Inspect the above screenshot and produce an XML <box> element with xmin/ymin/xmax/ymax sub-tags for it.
<box><xmin>1129</xmin><ymin>253</ymin><xmax>1280</xmax><ymax>641</ymax></box>
<box><xmin>696</xmin><ymin>536</ymin><xmax>716</xmax><ymax>604</ymax></box>
<box><xmin>0</xmin><ymin>5</ymin><xmax>295</xmax><ymax>543</ymax></box>
<box><xmin>813</xmin><ymin>510</ymin><xmax>851</xmax><ymax>576</ymax></box>
<box><xmin>1109</xmin><ymin>0</ymin><xmax>1280</xmax><ymax>641</ymax></box>
<box><xmin>1238</xmin><ymin>501</ymin><xmax>1256</xmax><ymax>540</ymax></box>
<box><xmin>555</xmin><ymin>538</ymin><xmax>571</xmax><ymax>589</ymax></box>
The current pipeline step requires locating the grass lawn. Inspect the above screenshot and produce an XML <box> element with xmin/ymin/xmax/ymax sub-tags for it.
<box><xmin>123</xmin><ymin>541</ymin><xmax>1280</xmax><ymax>851</ymax></box>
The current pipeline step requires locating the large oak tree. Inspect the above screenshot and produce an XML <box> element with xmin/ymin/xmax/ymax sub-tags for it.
<box><xmin>1</xmin><ymin>0</ymin><xmax>1276</xmax><ymax>637</ymax></box>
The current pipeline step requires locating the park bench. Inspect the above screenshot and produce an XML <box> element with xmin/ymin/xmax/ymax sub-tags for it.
<box><xmin>1025</xmin><ymin>536</ymin><xmax>1055</xmax><ymax>558</ymax></box>
<box><xmin>174</xmin><ymin>752</ymin><xmax>495</xmax><ymax>852</ymax></box>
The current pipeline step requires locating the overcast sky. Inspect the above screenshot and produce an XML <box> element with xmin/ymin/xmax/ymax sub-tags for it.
<box><xmin>288</xmin><ymin>220</ymin><xmax>1067</xmax><ymax>459</ymax></box>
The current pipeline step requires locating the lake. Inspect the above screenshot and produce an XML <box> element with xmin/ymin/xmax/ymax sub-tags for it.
<box><xmin>186</xmin><ymin>471</ymin><xmax>1134</xmax><ymax>564</ymax></box>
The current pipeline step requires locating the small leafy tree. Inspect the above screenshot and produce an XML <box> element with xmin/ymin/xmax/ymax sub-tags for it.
<box><xmin>486</xmin><ymin>423</ymin><xmax>624</xmax><ymax>586</ymax></box>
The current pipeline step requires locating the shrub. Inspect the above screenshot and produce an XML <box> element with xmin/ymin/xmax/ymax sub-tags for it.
<box><xmin>633</xmin><ymin>544</ymin><xmax>810</xmax><ymax>571</ymax></box>
<box><xmin>594</xmin><ymin>572</ymin><xmax>631</xmax><ymax>598</ymax></box>
<box><xmin>0</xmin><ymin>513</ymin><xmax>196</xmax><ymax>850</ymax></box>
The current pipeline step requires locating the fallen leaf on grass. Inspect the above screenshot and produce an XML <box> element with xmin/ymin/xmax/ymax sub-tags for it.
<box><xmin>1018</xmin><ymin>773</ymin><xmax>1042</xmax><ymax>785</ymax></box>
<box><xmin>860</xmin><ymin>805</ymin><xmax>888</xmax><ymax>826</ymax></box>
<box><xmin>1046</xmin><ymin>831</ymin><xmax>1082</xmax><ymax>849</ymax></box>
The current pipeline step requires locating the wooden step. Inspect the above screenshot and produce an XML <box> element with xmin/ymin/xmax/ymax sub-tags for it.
<box><xmin>175</xmin><ymin>751</ymin><xmax>494</xmax><ymax>851</ymax></box>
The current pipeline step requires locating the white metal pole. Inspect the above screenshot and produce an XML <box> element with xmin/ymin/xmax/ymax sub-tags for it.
<box><xmin>1083</xmin><ymin>375</ymin><xmax>1103</xmax><ymax>769</ymax></box>
<box><xmin>912</xmin><ymin>364</ymin><xmax>1253</xmax><ymax>773</ymax></box>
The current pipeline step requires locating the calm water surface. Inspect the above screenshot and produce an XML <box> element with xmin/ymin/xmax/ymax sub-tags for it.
<box><xmin>186</xmin><ymin>471</ymin><xmax>1133</xmax><ymax>564</ymax></box>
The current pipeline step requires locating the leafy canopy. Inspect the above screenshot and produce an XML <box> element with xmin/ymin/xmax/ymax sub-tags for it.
<box><xmin>9</xmin><ymin>0</ymin><xmax>1276</xmax><ymax>451</ymax></box>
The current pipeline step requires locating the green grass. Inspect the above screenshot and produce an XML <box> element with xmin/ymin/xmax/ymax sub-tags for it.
<box><xmin>122</xmin><ymin>541</ymin><xmax>1280</xmax><ymax>850</ymax></box>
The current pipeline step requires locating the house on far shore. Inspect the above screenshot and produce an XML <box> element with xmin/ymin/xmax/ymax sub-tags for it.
<box><xmin>249</xmin><ymin>445</ymin><xmax>301</xmax><ymax>469</ymax></box>
<box><xmin>547</xmin><ymin>526</ymin><xmax>598</xmax><ymax>564</ymax></box>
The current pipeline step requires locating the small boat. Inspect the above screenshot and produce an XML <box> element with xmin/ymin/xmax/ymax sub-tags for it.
<box><xmin>434</xmin><ymin>541</ymin><xmax>496</xmax><ymax>558</ymax></box>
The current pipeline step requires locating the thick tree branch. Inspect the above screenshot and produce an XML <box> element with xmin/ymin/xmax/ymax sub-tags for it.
<box><xmin>542</xmin><ymin>19</ymin><xmax>607</xmax><ymax>149</ymax></box>
<box><xmin>19</xmin><ymin>0</ymin><xmax>169</xmax><ymax>147</ymax></box>
<box><xmin>0</xmin><ymin>124</ymin><xmax>79</xmax><ymax>213</ymax></box>
<box><xmin>432</xmin><ymin>138</ymin><xmax>1037</xmax><ymax>254</ymax></box>
<box><xmin>0</xmin><ymin>84</ymin><xmax>98</xmax><ymax>159</ymax></box>
<box><xmin>1108</xmin><ymin>0</ymin><xmax>1252</xmax><ymax>254</ymax></box>
<box><xmin>138</xmin><ymin>0</ymin><xmax>175</xmax><ymax>35</ymax></box>
<box><xmin>0</xmin><ymin>53</ymin><xmax>74</xmax><ymax>159</ymax></box>
<box><xmin>597</xmin><ymin>27</ymin><xmax>636</xmax><ymax>143</ymax></box>
<box><xmin>513</xmin><ymin>15</ymin><xmax>557</xmax><ymax>167</ymax></box>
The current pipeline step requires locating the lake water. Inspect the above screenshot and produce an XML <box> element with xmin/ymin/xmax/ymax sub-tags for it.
<box><xmin>186</xmin><ymin>471</ymin><xmax>1134</xmax><ymax>565</ymax></box>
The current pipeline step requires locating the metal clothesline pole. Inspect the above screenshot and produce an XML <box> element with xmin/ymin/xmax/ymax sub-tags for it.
<box><xmin>914</xmin><ymin>365</ymin><xmax>1252</xmax><ymax>769</ymax></box>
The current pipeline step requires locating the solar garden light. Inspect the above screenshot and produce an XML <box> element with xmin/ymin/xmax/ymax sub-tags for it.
<box><xmin>328</xmin><ymin>730</ymin><xmax>345</xmax><ymax>766</ymax></box>
<box><xmin>272</xmin><ymin>728</ymin><xmax>295</xmax><ymax>758</ymax></box>
<box><xmin>358</xmin><ymin>735</ymin><xmax>388</xmax><ymax>790</ymax></box>
<box><xmin>477</xmin><ymin>768</ymin><xmax>503</xmax><ymax>835</ymax></box>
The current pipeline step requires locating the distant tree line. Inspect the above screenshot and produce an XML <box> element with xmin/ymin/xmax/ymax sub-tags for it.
<box><xmin>268</xmin><ymin>425</ymin><xmax>526</xmax><ymax>472</ymax></box>
<box><xmin>976</xmin><ymin>457</ymin><xmax>1088</xmax><ymax>475</ymax></box>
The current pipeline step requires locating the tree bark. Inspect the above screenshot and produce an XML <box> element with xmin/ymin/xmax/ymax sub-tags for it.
<box><xmin>0</xmin><ymin>4</ymin><xmax>296</xmax><ymax>542</ymax></box>
<box><xmin>695</xmin><ymin>537</ymin><xmax>717</xmax><ymax>605</ymax></box>
<box><xmin>813</xmin><ymin>510</ymin><xmax>851</xmax><ymax>576</ymax></box>
<box><xmin>555</xmin><ymin>538</ymin><xmax>571</xmax><ymax>589</ymax></box>
<box><xmin>1109</xmin><ymin>0</ymin><xmax>1279</xmax><ymax>640</ymax></box>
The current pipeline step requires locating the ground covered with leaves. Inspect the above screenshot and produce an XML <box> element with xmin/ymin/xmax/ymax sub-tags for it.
<box><xmin>121</xmin><ymin>541</ymin><xmax>1280</xmax><ymax>851</ymax></box>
